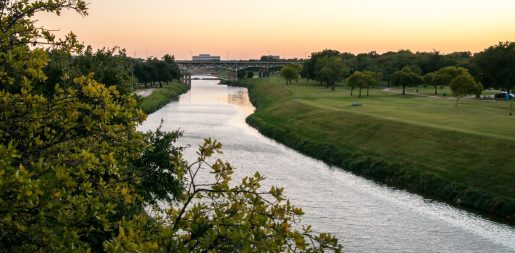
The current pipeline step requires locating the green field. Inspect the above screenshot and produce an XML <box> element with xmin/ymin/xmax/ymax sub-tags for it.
<box><xmin>138</xmin><ymin>82</ymin><xmax>190</xmax><ymax>114</ymax></box>
<box><xmin>239</xmin><ymin>77</ymin><xmax>515</xmax><ymax>222</ymax></box>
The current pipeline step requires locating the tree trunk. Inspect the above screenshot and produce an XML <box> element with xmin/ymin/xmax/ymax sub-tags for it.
<box><xmin>351</xmin><ymin>87</ymin><xmax>353</xmax><ymax>96</ymax></box>
<box><xmin>331</xmin><ymin>82</ymin><xmax>335</xmax><ymax>91</ymax></box>
<box><xmin>359</xmin><ymin>87</ymin><xmax>362</xmax><ymax>98</ymax></box>
<box><xmin>455</xmin><ymin>97</ymin><xmax>459</xmax><ymax>107</ymax></box>
<box><xmin>402</xmin><ymin>85</ymin><xmax>406</xmax><ymax>95</ymax></box>
<box><xmin>326</xmin><ymin>81</ymin><xmax>329</xmax><ymax>89</ymax></box>
<box><xmin>159</xmin><ymin>81</ymin><xmax>162</xmax><ymax>88</ymax></box>
<box><xmin>434</xmin><ymin>86</ymin><xmax>438</xmax><ymax>95</ymax></box>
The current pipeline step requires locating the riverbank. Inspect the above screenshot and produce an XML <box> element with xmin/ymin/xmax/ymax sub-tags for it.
<box><xmin>231</xmin><ymin>77</ymin><xmax>515</xmax><ymax>224</ymax></box>
<box><xmin>139</xmin><ymin>82</ymin><xmax>190</xmax><ymax>114</ymax></box>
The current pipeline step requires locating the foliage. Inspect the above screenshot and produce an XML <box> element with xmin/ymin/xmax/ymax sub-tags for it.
<box><xmin>134</xmin><ymin>55</ymin><xmax>181</xmax><ymax>88</ymax></box>
<box><xmin>106</xmin><ymin>139</ymin><xmax>341</xmax><ymax>252</ymax></box>
<box><xmin>0</xmin><ymin>0</ymin><xmax>86</xmax><ymax>93</ymax></box>
<box><xmin>303</xmin><ymin>49</ymin><xmax>341</xmax><ymax>81</ymax></box>
<box><xmin>472</xmin><ymin>41</ymin><xmax>515</xmax><ymax>92</ymax></box>
<box><xmin>425</xmin><ymin>66</ymin><xmax>469</xmax><ymax>95</ymax></box>
<box><xmin>346</xmin><ymin>71</ymin><xmax>382</xmax><ymax>97</ymax></box>
<box><xmin>314</xmin><ymin>56</ymin><xmax>349</xmax><ymax>90</ymax></box>
<box><xmin>237</xmin><ymin>70</ymin><xmax>247</xmax><ymax>79</ymax></box>
<box><xmin>449</xmin><ymin>72</ymin><xmax>483</xmax><ymax>107</ymax></box>
<box><xmin>36</xmin><ymin>46</ymin><xmax>138</xmax><ymax>96</ymax></box>
<box><xmin>0</xmin><ymin>1</ymin><xmax>341</xmax><ymax>251</ymax></box>
<box><xmin>303</xmin><ymin>49</ymin><xmax>474</xmax><ymax>88</ymax></box>
<box><xmin>280</xmin><ymin>65</ymin><xmax>300</xmax><ymax>84</ymax></box>
<box><xmin>391</xmin><ymin>66</ymin><xmax>424</xmax><ymax>95</ymax></box>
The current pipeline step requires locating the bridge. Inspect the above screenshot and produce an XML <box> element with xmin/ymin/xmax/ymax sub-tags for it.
<box><xmin>176</xmin><ymin>60</ymin><xmax>303</xmax><ymax>83</ymax></box>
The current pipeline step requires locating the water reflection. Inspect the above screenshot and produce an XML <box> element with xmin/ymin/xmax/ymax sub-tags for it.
<box><xmin>139</xmin><ymin>76</ymin><xmax>515</xmax><ymax>252</ymax></box>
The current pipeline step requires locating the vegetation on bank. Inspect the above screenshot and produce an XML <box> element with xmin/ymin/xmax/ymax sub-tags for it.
<box><xmin>138</xmin><ymin>83</ymin><xmax>190</xmax><ymax>114</ymax></box>
<box><xmin>0</xmin><ymin>1</ymin><xmax>341</xmax><ymax>251</ymax></box>
<box><xmin>237</xmin><ymin>77</ymin><xmax>515</xmax><ymax>223</ymax></box>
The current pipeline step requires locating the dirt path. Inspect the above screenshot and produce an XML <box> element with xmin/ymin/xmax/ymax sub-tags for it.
<box><xmin>134</xmin><ymin>88</ymin><xmax>155</xmax><ymax>97</ymax></box>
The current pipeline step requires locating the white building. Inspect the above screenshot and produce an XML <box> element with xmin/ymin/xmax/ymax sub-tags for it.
<box><xmin>192</xmin><ymin>54</ymin><xmax>221</xmax><ymax>62</ymax></box>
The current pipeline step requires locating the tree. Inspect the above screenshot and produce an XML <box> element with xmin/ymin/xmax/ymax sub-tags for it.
<box><xmin>303</xmin><ymin>49</ymin><xmax>341</xmax><ymax>82</ymax></box>
<box><xmin>473</xmin><ymin>42</ymin><xmax>515</xmax><ymax>92</ymax></box>
<box><xmin>280</xmin><ymin>65</ymin><xmax>300</xmax><ymax>84</ymax></box>
<box><xmin>426</xmin><ymin>66</ymin><xmax>469</xmax><ymax>95</ymax></box>
<box><xmin>449</xmin><ymin>73</ymin><xmax>483</xmax><ymax>107</ymax></box>
<box><xmin>163</xmin><ymin>53</ymin><xmax>182</xmax><ymax>80</ymax></box>
<box><xmin>237</xmin><ymin>70</ymin><xmax>247</xmax><ymax>79</ymax></box>
<box><xmin>362</xmin><ymin>71</ymin><xmax>382</xmax><ymax>96</ymax></box>
<box><xmin>391</xmin><ymin>66</ymin><xmax>424</xmax><ymax>95</ymax></box>
<box><xmin>473</xmin><ymin>41</ymin><xmax>515</xmax><ymax>115</ymax></box>
<box><xmin>0</xmin><ymin>1</ymin><xmax>342</xmax><ymax>251</ymax></box>
<box><xmin>346</xmin><ymin>71</ymin><xmax>382</xmax><ymax>98</ymax></box>
<box><xmin>314</xmin><ymin>56</ymin><xmax>348</xmax><ymax>91</ymax></box>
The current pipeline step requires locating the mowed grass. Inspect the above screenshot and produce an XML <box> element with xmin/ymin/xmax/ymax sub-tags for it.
<box><xmin>263</xmin><ymin>78</ymin><xmax>515</xmax><ymax>140</ymax></box>
<box><xmin>241</xmin><ymin>77</ymin><xmax>515</xmax><ymax>206</ymax></box>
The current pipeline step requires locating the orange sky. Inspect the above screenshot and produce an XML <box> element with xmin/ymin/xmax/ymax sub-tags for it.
<box><xmin>36</xmin><ymin>0</ymin><xmax>515</xmax><ymax>60</ymax></box>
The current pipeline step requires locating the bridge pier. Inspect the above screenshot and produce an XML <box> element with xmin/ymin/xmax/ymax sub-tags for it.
<box><xmin>181</xmin><ymin>74</ymin><xmax>192</xmax><ymax>85</ymax></box>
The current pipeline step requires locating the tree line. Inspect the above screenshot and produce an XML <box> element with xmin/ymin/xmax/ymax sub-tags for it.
<box><xmin>280</xmin><ymin>44</ymin><xmax>514</xmax><ymax>107</ymax></box>
<box><xmin>133</xmin><ymin>54</ymin><xmax>182</xmax><ymax>88</ymax></box>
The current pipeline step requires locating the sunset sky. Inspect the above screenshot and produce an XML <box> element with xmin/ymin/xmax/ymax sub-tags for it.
<box><xmin>36</xmin><ymin>0</ymin><xmax>515</xmax><ymax>60</ymax></box>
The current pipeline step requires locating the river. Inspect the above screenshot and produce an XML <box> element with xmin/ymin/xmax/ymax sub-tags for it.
<box><xmin>139</xmin><ymin>77</ymin><xmax>515</xmax><ymax>252</ymax></box>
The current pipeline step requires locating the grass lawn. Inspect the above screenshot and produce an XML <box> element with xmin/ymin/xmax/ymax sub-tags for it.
<box><xmin>240</xmin><ymin>77</ymin><xmax>515</xmax><ymax>219</ymax></box>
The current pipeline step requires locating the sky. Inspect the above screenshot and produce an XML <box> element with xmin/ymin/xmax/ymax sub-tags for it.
<box><xmin>36</xmin><ymin>0</ymin><xmax>515</xmax><ymax>60</ymax></box>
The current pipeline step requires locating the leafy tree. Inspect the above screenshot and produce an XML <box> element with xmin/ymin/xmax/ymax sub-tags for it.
<box><xmin>132</xmin><ymin>55</ymin><xmax>181</xmax><ymax>88</ymax></box>
<box><xmin>134</xmin><ymin>61</ymin><xmax>154</xmax><ymax>87</ymax></box>
<box><xmin>237</xmin><ymin>70</ymin><xmax>247</xmax><ymax>79</ymax></box>
<box><xmin>391</xmin><ymin>66</ymin><xmax>424</xmax><ymax>95</ymax></box>
<box><xmin>449</xmin><ymin>73</ymin><xmax>483</xmax><ymax>107</ymax></box>
<box><xmin>303</xmin><ymin>49</ymin><xmax>341</xmax><ymax>82</ymax></box>
<box><xmin>425</xmin><ymin>66</ymin><xmax>469</xmax><ymax>95</ymax></box>
<box><xmin>0</xmin><ymin>1</ymin><xmax>342</xmax><ymax>252</ymax></box>
<box><xmin>346</xmin><ymin>71</ymin><xmax>382</xmax><ymax>98</ymax></box>
<box><xmin>473</xmin><ymin>42</ymin><xmax>515</xmax><ymax>92</ymax></box>
<box><xmin>362</xmin><ymin>71</ymin><xmax>382</xmax><ymax>96</ymax></box>
<box><xmin>314</xmin><ymin>56</ymin><xmax>348</xmax><ymax>91</ymax></box>
<box><xmin>280</xmin><ymin>65</ymin><xmax>300</xmax><ymax>84</ymax></box>
<box><xmin>247</xmin><ymin>71</ymin><xmax>255</xmax><ymax>78</ymax></box>
<box><xmin>162</xmin><ymin>53</ymin><xmax>182</xmax><ymax>80</ymax></box>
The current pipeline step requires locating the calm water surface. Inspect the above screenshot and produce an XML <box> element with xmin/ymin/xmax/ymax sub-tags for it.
<box><xmin>139</xmin><ymin>77</ymin><xmax>515</xmax><ymax>252</ymax></box>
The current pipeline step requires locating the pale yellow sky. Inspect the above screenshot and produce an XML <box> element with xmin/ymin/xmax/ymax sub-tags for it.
<box><xmin>36</xmin><ymin>0</ymin><xmax>515</xmax><ymax>60</ymax></box>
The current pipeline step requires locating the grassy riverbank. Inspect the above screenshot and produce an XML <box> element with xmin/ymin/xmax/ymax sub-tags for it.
<box><xmin>236</xmin><ymin>77</ymin><xmax>515</xmax><ymax>223</ymax></box>
<box><xmin>139</xmin><ymin>82</ymin><xmax>190</xmax><ymax>114</ymax></box>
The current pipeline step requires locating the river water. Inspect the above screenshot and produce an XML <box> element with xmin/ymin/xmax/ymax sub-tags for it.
<box><xmin>139</xmin><ymin>77</ymin><xmax>515</xmax><ymax>252</ymax></box>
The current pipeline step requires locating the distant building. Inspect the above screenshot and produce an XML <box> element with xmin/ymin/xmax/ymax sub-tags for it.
<box><xmin>192</xmin><ymin>54</ymin><xmax>221</xmax><ymax>62</ymax></box>
<box><xmin>260</xmin><ymin>55</ymin><xmax>281</xmax><ymax>61</ymax></box>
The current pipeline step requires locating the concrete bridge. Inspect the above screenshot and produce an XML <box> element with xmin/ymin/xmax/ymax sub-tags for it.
<box><xmin>176</xmin><ymin>60</ymin><xmax>302</xmax><ymax>83</ymax></box>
